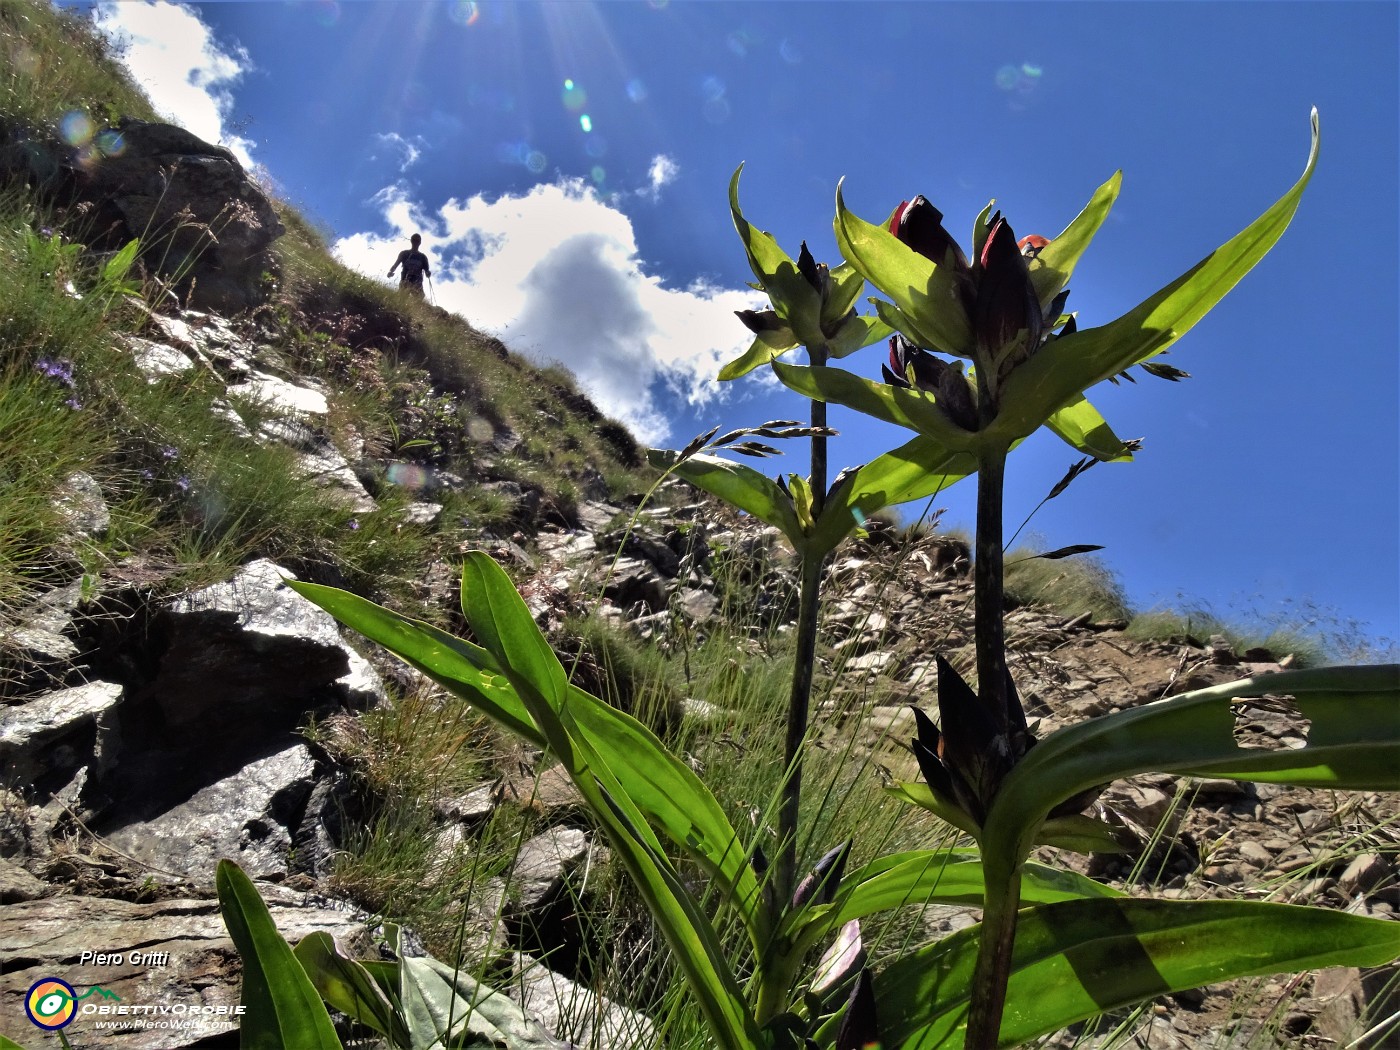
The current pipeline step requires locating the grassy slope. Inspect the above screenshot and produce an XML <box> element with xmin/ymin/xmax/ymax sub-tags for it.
<box><xmin>0</xmin><ymin>1</ymin><xmax>649</xmax><ymax>626</ymax></box>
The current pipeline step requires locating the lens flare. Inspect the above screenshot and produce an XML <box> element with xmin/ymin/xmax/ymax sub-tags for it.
<box><xmin>591</xmin><ymin>165</ymin><xmax>606</xmax><ymax>183</ymax></box>
<box><xmin>779</xmin><ymin>39</ymin><xmax>802</xmax><ymax>64</ymax></box>
<box><xmin>584</xmin><ymin>133</ymin><xmax>607</xmax><ymax>158</ymax></box>
<box><xmin>387</xmin><ymin>462</ymin><xmax>429</xmax><ymax>490</ymax></box>
<box><xmin>60</xmin><ymin>111</ymin><xmax>93</xmax><ymax>146</ymax></box>
<box><xmin>94</xmin><ymin>129</ymin><xmax>126</xmax><ymax>157</ymax></box>
<box><xmin>313</xmin><ymin>0</ymin><xmax>340</xmax><ymax>27</ymax></box>
<box><xmin>561</xmin><ymin>79</ymin><xmax>587</xmax><ymax>112</ymax></box>
<box><xmin>625</xmin><ymin>78</ymin><xmax>647</xmax><ymax>103</ymax></box>
<box><xmin>466</xmin><ymin>417</ymin><xmax>495</xmax><ymax>443</ymax></box>
<box><xmin>448</xmin><ymin>1</ymin><xmax>480</xmax><ymax>26</ymax></box>
<box><xmin>526</xmin><ymin>150</ymin><xmax>547</xmax><ymax>174</ymax></box>
<box><xmin>579</xmin><ymin>114</ymin><xmax>593</xmax><ymax>133</ymax></box>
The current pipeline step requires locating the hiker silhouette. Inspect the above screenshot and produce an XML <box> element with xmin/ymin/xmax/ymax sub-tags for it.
<box><xmin>388</xmin><ymin>234</ymin><xmax>431</xmax><ymax>297</ymax></box>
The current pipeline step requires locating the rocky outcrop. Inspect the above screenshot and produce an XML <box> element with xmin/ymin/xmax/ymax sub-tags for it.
<box><xmin>0</xmin><ymin>889</ymin><xmax>374</xmax><ymax>1050</ymax></box>
<box><xmin>1</xmin><ymin>118</ymin><xmax>283</xmax><ymax>312</ymax></box>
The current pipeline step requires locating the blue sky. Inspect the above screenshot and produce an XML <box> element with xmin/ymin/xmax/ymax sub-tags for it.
<box><xmin>80</xmin><ymin>1</ymin><xmax>1397</xmax><ymax>643</ymax></box>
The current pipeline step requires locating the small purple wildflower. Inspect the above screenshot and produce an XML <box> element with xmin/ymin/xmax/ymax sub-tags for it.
<box><xmin>140</xmin><ymin>468</ymin><xmax>155</xmax><ymax>481</ymax></box>
<box><xmin>175</xmin><ymin>476</ymin><xmax>191</xmax><ymax>493</ymax></box>
<box><xmin>160</xmin><ymin>445</ymin><xmax>179</xmax><ymax>460</ymax></box>
<box><xmin>64</xmin><ymin>397</ymin><xmax>83</xmax><ymax>411</ymax></box>
<box><xmin>347</xmin><ymin>518</ymin><xmax>361</xmax><ymax>531</ymax></box>
<box><xmin>36</xmin><ymin>358</ymin><xmax>76</xmax><ymax>387</ymax></box>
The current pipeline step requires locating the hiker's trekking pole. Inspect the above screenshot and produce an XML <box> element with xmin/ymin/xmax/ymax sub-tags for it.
<box><xmin>427</xmin><ymin>275</ymin><xmax>437</xmax><ymax>306</ymax></box>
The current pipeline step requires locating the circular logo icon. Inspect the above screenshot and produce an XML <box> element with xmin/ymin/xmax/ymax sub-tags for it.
<box><xmin>26</xmin><ymin>978</ymin><xmax>77</xmax><ymax>1030</ymax></box>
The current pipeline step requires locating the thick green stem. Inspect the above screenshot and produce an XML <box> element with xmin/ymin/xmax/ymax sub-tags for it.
<box><xmin>775</xmin><ymin>343</ymin><xmax>829</xmax><ymax>910</ymax></box>
<box><xmin>967</xmin><ymin>861</ymin><xmax>1023</xmax><ymax>1049</ymax></box>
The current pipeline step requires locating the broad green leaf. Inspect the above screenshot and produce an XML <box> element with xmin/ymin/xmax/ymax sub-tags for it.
<box><xmin>215</xmin><ymin>860</ymin><xmax>342</xmax><ymax>1050</ymax></box>
<box><xmin>289</xmin><ymin>578</ymin><xmax>767</xmax><ymax>950</ymax></box>
<box><xmin>730</xmin><ymin>165</ymin><xmax>822</xmax><ymax>343</ymax></box>
<box><xmin>771</xmin><ymin>361</ymin><xmax>980</xmax><ymax>453</ymax></box>
<box><xmin>1043</xmin><ymin>394</ymin><xmax>1136</xmax><ymax>462</ymax></box>
<box><xmin>457</xmin><ymin>554</ymin><xmax>762</xmax><ymax>1050</ymax></box>
<box><xmin>787</xmin><ymin>472</ymin><xmax>816</xmax><ymax>533</ymax></box>
<box><xmin>835</xmin><ymin>181</ymin><xmax>973</xmax><ymax>355</ymax></box>
<box><xmin>102</xmin><ymin>237</ymin><xmax>140</xmax><ymax>285</ymax></box>
<box><xmin>809</xmin><ymin>434</ymin><xmax>974</xmax><ymax>556</ymax></box>
<box><xmin>874</xmin><ymin>897</ymin><xmax>1400</xmax><ymax>1048</ymax></box>
<box><xmin>1028</xmin><ymin>172</ymin><xmax>1122</xmax><ymax>308</ymax></box>
<box><xmin>384</xmin><ymin>926</ymin><xmax>564</xmax><ymax>1049</ymax></box>
<box><xmin>991</xmin><ymin>110</ymin><xmax>1320</xmax><ymax>448</ymax></box>
<box><xmin>888</xmin><ymin>782</ymin><xmax>1135</xmax><ymax>854</ymax></box>
<box><xmin>0</xmin><ymin>1035</ymin><xmax>29</xmax><ymax>1049</ymax></box>
<box><xmin>873</xmin><ymin>298</ymin><xmax>969</xmax><ymax>361</ymax></box>
<box><xmin>718</xmin><ymin>330</ymin><xmax>799</xmax><ymax>381</ymax></box>
<box><xmin>825</xmin><ymin>312</ymin><xmax>893</xmax><ymax>360</ymax></box>
<box><xmin>648</xmin><ymin>448</ymin><xmax>804</xmax><ymax>546</ymax></box>
<box><xmin>983</xmin><ymin>664</ymin><xmax>1400</xmax><ymax>885</ymax></box>
<box><xmin>460</xmin><ymin>550</ymin><xmax>569</xmax><ymax>710</ymax></box>
<box><xmin>788</xmin><ymin>851</ymin><xmax>1120</xmax><ymax>959</ymax></box>
<box><xmin>294</xmin><ymin>932</ymin><xmax>408</xmax><ymax>1047</ymax></box>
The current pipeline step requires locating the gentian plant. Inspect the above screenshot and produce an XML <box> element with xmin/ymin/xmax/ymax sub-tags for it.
<box><xmin>275</xmin><ymin>110</ymin><xmax>1400</xmax><ymax>1049</ymax></box>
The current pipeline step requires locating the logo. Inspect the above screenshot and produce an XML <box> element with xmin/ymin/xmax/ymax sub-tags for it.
<box><xmin>25</xmin><ymin>979</ymin><xmax>122</xmax><ymax>1030</ymax></box>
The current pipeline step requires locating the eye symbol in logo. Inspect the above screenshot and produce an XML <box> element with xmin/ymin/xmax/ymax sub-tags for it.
<box><xmin>26</xmin><ymin>978</ymin><xmax>77</xmax><ymax>1030</ymax></box>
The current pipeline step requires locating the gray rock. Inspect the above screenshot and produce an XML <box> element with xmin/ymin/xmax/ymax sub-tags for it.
<box><xmin>103</xmin><ymin>743</ymin><xmax>320</xmax><ymax>881</ymax></box>
<box><xmin>0</xmin><ymin>681</ymin><xmax>123</xmax><ymax>788</ymax></box>
<box><xmin>508</xmin><ymin>828</ymin><xmax>590</xmax><ymax>912</ymax></box>
<box><xmin>3</xmin><ymin>579</ymin><xmax>86</xmax><ymax>669</ymax></box>
<box><xmin>55</xmin><ymin>471</ymin><xmax>110</xmax><ymax>538</ymax></box>
<box><xmin>150</xmin><ymin>558</ymin><xmax>384</xmax><ymax>732</ymax></box>
<box><xmin>0</xmin><ymin>856</ymin><xmax>48</xmax><ymax>902</ymax></box>
<box><xmin>0</xmin><ymin>889</ymin><xmax>373</xmax><ymax>1050</ymax></box>
<box><xmin>227</xmin><ymin>371</ymin><xmax>329</xmax><ymax>418</ymax></box>
<box><xmin>69</xmin><ymin>119</ymin><xmax>285</xmax><ymax>313</ymax></box>
<box><xmin>510</xmin><ymin>952</ymin><xmax>657</xmax><ymax>1050</ymax></box>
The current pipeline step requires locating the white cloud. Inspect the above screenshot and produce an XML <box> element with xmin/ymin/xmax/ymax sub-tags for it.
<box><xmin>93</xmin><ymin>1</ymin><xmax>256</xmax><ymax>168</ymax></box>
<box><xmin>374</xmin><ymin>132</ymin><xmax>423</xmax><ymax>173</ymax></box>
<box><xmin>641</xmin><ymin>154</ymin><xmax>680</xmax><ymax>201</ymax></box>
<box><xmin>334</xmin><ymin>179</ymin><xmax>763</xmax><ymax>444</ymax></box>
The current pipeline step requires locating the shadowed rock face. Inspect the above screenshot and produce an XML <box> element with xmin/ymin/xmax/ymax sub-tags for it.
<box><xmin>0</xmin><ymin>117</ymin><xmax>283</xmax><ymax>313</ymax></box>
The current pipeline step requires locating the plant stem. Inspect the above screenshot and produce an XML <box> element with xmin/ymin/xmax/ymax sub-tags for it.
<box><xmin>973</xmin><ymin>447</ymin><xmax>1009</xmax><ymax>732</ymax></box>
<box><xmin>966</xmin><ymin>442</ymin><xmax>1015</xmax><ymax>1049</ymax></box>
<box><xmin>775</xmin><ymin>343</ymin><xmax>829</xmax><ymax>907</ymax></box>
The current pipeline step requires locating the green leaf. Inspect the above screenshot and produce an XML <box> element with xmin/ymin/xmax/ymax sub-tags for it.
<box><xmin>384</xmin><ymin>925</ymin><xmax>565</xmax><ymax>1049</ymax></box>
<box><xmin>983</xmin><ymin>664</ymin><xmax>1400</xmax><ymax>885</ymax></box>
<box><xmin>809</xmin><ymin>434</ymin><xmax>974</xmax><ymax>556</ymax></box>
<box><xmin>648</xmin><ymin>448</ymin><xmax>804</xmax><ymax>546</ymax></box>
<box><xmin>293</xmin><ymin>932</ymin><xmax>408</xmax><ymax>1047</ymax></box>
<box><xmin>992</xmin><ymin>110</ymin><xmax>1320</xmax><ymax>447</ymax></box>
<box><xmin>887</xmin><ymin>782</ymin><xmax>1133</xmax><ymax>854</ymax></box>
<box><xmin>873</xmin><ymin>298</ymin><xmax>969</xmax><ymax>361</ymax></box>
<box><xmin>874</xmin><ymin>897</ymin><xmax>1400</xmax><ymax>1048</ymax></box>
<box><xmin>1028</xmin><ymin>172</ymin><xmax>1122</xmax><ymax>308</ymax></box>
<box><xmin>835</xmin><ymin>181</ymin><xmax>973</xmax><ymax>355</ymax></box>
<box><xmin>772</xmin><ymin>361</ymin><xmax>981</xmax><ymax>453</ymax></box>
<box><xmin>1043</xmin><ymin>394</ymin><xmax>1136</xmax><ymax>462</ymax></box>
<box><xmin>719</xmin><ymin>330</ymin><xmax>800</xmax><ymax>381</ymax></box>
<box><xmin>825</xmin><ymin>312</ymin><xmax>892</xmax><ymax>360</ymax></box>
<box><xmin>101</xmin><ymin>238</ymin><xmax>140</xmax><ymax>285</ymax></box>
<box><xmin>822</xmin><ymin>261</ymin><xmax>867</xmax><ymax>328</ymax></box>
<box><xmin>789</xmin><ymin>851</ymin><xmax>1120</xmax><ymax>956</ymax></box>
<box><xmin>730</xmin><ymin>165</ymin><xmax>822</xmax><ymax>343</ymax></box>
<box><xmin>0</xmin><ymin>1035</ymin><xmax>29</xmax><ymax>1050</ymax></box>
<box><xmin>289</xmin><ymin>578</ymin><xmax>767</xmax><ymax>950</ymax></box>
<box><xmin>456</xmin><ymin>556</ymin><xmax>762</xmax><ymax>1050</ymax></box>
<box><xmin>216</xmin><ymin>860</ymin><xmax>342</xmax><ymax>1050</ymax></box>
